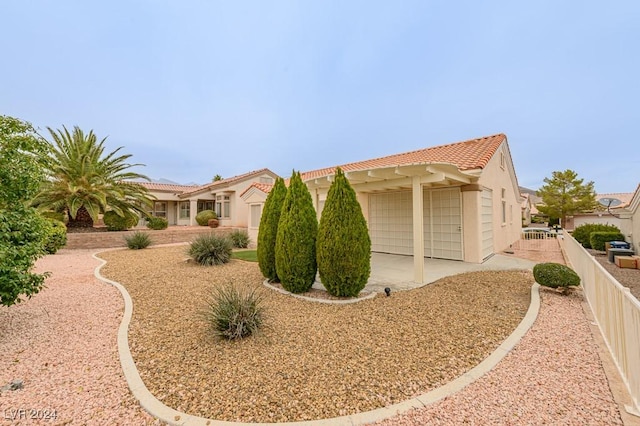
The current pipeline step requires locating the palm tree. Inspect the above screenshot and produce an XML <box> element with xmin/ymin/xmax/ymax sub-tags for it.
<box><xmin>33</xmin><ymin>126</ymin><xmax>153</xmax><ymax>228</ymax></box>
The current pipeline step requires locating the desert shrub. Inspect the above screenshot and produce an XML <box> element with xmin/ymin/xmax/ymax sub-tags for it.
<box><xmin>257</xmin><ymin>177</ymin><xmax>287</xmax><ymax>282</ymax></box>
<box><xmin>146</xmin><ymin>216</ymin><xmax>168</xmax><ymax>230</ymax></box>
<box><xmin>572</xmin><ymin>223</ymin><xmax>620</xmax><ymax>249</ymax></box>
<box><xmin>203</xmin><ymin>283</ymin><xmax>264</xmax><ymax>340</ymax></box>
<box><xmin>43</xmin><ymin>219</ymin><xmax>67</xmax><ymax>254</ymax></box>
<box><xmin>124</xmin><ymin>231</ymin><xmax>152</xmax><ymax>249</ymax></box>
<box><xmin>229</xmin><ymin>229</ymin><xmax>250</xmax><ymax>248</ymax></box>
<box><xmin>196</xmin><ymin>210</ymin><xmax>217</xmax><ymax>226</ymax></box>
<box><xmin>41</xmin><ymin>210</ymin><xmax>66</xmax><ymax>223</ymax></box>
<box><xmin>103</xmin><ymin>210</ymin><xmax>138</xmax><ymax>231</ymax></box>
<box><xmin>533</xmin><ymin>262</ymin><xmax>580</xmax><ymax>294</ymax></box>
<box><xmin>589</xmin><ymin>231</ymin><xmax>625</xmax><ymax>251</ymax></box>
<box><xmin>317</xmin><ymin>167</ymin><xmax>371</xmax><ymax>297</ymax></box>
<box><xmin>275</xmin><ymin>171</ymin><xmax>318</xmax><ymax>293</ymax></box>
<box><xmin>189</xmin><ymin>233</ymin><xmax>232</xmax><ymax>265</ymax></box>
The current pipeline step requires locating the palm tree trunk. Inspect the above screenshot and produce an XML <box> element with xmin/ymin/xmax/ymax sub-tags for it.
<box><xmin>67</xmin><ymin>206</ymin><xmax>94</xmax><ymax>228</ymax></box>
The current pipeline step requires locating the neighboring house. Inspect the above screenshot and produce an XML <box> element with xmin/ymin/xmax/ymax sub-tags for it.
<box><xmin>624</xmin><ymin>184</ymin><xmax>640</xmax><ymax>252</ymax></box>
<box><xmin>140</xmin><ymin>168</ymin><xmax>279</xmax><ymax>227</ymax></box>
<box><xmin>563</xmin><ymin>192</ymin><xmax>634</xmax><ymax>231</ymax></box>
<box><xmin>240</xmin><ymin>182</ymin><xmax>274</xmax><ymax>245</ymax></box>
<box><xmin>521</xmin><ymin>193</ymin><xmax>532</xmax><ymax>226</ymax></box>
<box><xmin>291</xmin><ymin>133</ymin><xmax>522</xmax><ymax>282</ymax></box>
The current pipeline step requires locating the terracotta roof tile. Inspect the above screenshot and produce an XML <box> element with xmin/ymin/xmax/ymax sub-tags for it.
<box><xmin>181</xmin><ymin>168</ymin><xmax>276</xmax><ymax>196</ymax></box>
<box><xmin>137</xmin><ymin>182</ymin><xmax>200</xmax><ymax>192</ymax></box>
<box><xmin>240</xmin><ymin>182</ymin><xmax>273</xmax><ymax>198</ymax></box>
<box><xmin>300</xmin><ymin>134</ymin><xmax>506</xmax><ymax>181</ymax></box>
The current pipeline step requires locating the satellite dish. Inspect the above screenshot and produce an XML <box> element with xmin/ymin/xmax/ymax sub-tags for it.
<box><xmin>598</xmin><ymin>197</ymin><xmax>622</xmax><ymax>208</ymax></box>
<box><xmin>598</xmin><ymin>197</ymin><xmax>622</xmax><ymax>218</ymax></box>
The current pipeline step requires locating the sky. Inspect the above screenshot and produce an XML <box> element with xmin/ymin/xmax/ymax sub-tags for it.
<box><xmin>2</xmin><ymin>1</ymin><xmax>639</xmax><ymax>193</ymax></box>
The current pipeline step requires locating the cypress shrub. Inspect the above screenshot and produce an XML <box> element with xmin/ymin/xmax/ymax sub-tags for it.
<box><xmin>257</xmin><ymin>178</ymin><xmax>287</xmax><ymax>281</ymax></box>
<box><xmin>317</xmin><ymin>167</ymin><xmax>371</xmax><ymax>297</ymax></box>
<box><xmin>572</xmin><ymin>223</ymin><xmax>620</xmax><ymax>248</ymax></box>
<box><xmin>589</xmin><ymin>231</ymin><xmax>625</xmax><ymax>251</ymax></box>
<box><xmin>275</xmin><ymin>171</ymin><xmax>318</xmax><ymax>293</ymax></box>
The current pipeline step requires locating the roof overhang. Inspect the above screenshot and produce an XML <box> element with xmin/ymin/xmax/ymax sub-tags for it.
<box><xmin>304</xmin><ymin>163</ymin><xmax>480</xmax><ymax>192</ymax></box>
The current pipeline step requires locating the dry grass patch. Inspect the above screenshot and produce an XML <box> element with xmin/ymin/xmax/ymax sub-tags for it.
<box><xmin>99</xmin><ymin>245</ymin><xmax>533</xmax><ymax>423</ymax></box>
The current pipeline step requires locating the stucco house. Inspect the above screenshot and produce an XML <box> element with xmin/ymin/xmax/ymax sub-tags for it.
<box><xmin>140</xmin><ymin>169</ymin><xmax>278</xmax><ymax>227</ymax></box>
<box><xmin>241</xmin><ymin>134</ymin><xmax>522</xmax><ymax>282</ymax></box>
<box><xmin>563</xmin><ymin>192</ymin><xmax>634</xmax><ymax>232</ymax></box>
<box><xmin>624</xmin><ymin>184</ymin><xmax>640</xmax><ymax>252</ymax></box>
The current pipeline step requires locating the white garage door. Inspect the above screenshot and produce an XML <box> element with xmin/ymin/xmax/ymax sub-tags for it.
<box><xmin>424</xmin><ymin>188</ymin><xmax>463</xmax><ymax>260</ymax></box>
<box><xmin>369</xmin><ymin>191</ymin><xmax>413</xmax><ymax>255</ymax></box>
<box><xmin>481</xmin><ymin>189</ymin><xmax>494</xmax><ymax>259</ymax></box>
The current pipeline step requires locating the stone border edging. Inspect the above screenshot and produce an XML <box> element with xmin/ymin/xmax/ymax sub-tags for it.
<box><xmin>93</xmin><ymin>249</ymin><xmax>540</xmax><ymax>426</ymax></box>
<box><xmin>263</xmin><ymin>280</ymin><xmax>378</xmax><ymax>305</ymax></box>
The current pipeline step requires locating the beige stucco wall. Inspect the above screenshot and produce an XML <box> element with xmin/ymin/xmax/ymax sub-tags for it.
<box><xmin>476</xmin><ymin>141</ymin><xmax>523</xmax><ymax>254</ymax></box>
<box><xmin>461</xmin><ymin>186</ymin><xmax>483</xmax><ymax>263</ymax></box>
<box><xmin>242</xmin><ymin>190</ymin><xmax>268</xmax><ymax>248</ymax></box>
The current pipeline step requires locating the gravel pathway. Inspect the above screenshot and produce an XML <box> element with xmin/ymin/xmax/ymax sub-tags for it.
<box><xmin>0</xmin><ymin>243</ymin><xmax>626</xmax><ymax>425</ymax></box>
<box><xmin>0</xmin><ymin>250</ymin><xmax>158</xmax><ymax>425</ymax></box>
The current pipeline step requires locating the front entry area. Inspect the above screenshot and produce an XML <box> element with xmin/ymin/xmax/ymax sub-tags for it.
<box><xmin>369</xmin><ymin>188</ymin><xmax>463</xmax><ymax>261</ymax></box>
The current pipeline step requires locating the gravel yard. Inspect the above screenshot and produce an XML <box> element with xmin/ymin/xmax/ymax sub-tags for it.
<box><xmin>588</xmin><ymin>249</ymin><xmax>640</xmax><ymax>300</ymax></box>
<box><xmin>99</xmin><ymin>245</ymin><xmax>532</xmax><ymax>423</ymax></box>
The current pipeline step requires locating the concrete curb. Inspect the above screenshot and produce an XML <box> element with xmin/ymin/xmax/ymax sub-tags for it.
<box><xmin>93</xmin><ymin>250</ymin><xmax>540</xmax><ymax>426</ymax></box>
<box><xmin>263</xmin><ymin>280</ymin><xmax>378</xmax><ymax>305</ymax></box>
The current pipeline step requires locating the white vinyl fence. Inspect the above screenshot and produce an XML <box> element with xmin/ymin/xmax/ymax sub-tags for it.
<box><xmin>559</xmin><ymin>233</ymin><xmax>640</xmax><ymax>415</ymax></box>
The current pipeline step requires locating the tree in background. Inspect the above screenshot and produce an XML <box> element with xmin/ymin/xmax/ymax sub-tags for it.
<box><xmin>536</xmin><ymin>169</ymin><xmax>597</xmax><ymax>227</ymax></box>
<box><xmin>32</xmin><ymin>126</ymin><xmax>153</xmax><ymax>228</ymax></box>
<box><xmin>212</xmin><ymin>174</ymin><xmax>223</xmax><ymax>182</ymax></box>
<box><xmin>317</xmin><ymin>168</ymin><xmax>371</xmax><ymax>297</ymax></box>
<box><xmin>275</xmin><ymin>171</ymin><xmax>318</xmax><ymax>293</ymax></box>
<box><xmin>257</xmin><ymin>177</ymin><xmax>287</xmax><ymax>281</ymax></box>
<box><xmin>0</xmin><ymin>116</ymin><xmax>50</xmax><ymax>306</ymax></box>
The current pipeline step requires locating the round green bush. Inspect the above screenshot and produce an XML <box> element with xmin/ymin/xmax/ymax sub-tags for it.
<box><xmin>196</xmin><ymin>210</ymin><xmax>217</xmax><ymax>226</ymax></box>
<box><xmin>533</xmin><ymin>262</ymin><xmax>580</xmax><ymax>293</ymax></box>
<box><xmin>572</xmin><ymin>223</ymin><xmax>620</xmax><ymax>249</ymax></box>
<box><xmin>124</xmin><ymin>231</ymin><xmax>152</xmax><ymax>249</ymax></box>
<box><xmin>317</xmin><ymin>167</ymin><xmax>371</xmax><ymax>297</ymax></box>
<box><xmin>189</xmin><ymin>233</ymin><xmax>232</xmax><ymax>265</ymax></box>
<box><xmin>43</xmin><ymin>219</ymin><xmax>67</xmax><ymax>254</ymax></box>
<box><xmin>103</xmin><ymin>211</ymin><xmax>139</xmax><ymax>231</ymax></box>
<box><xmin>229</xmin><ymin>229</ymin><xmax>250</xmax><ymax>248</ymax></box>
<box><xmin>589</xmin><ymin>231</ymin><xmax>625</xmax><ymax>251</ymax></box>
<box><xmin>146</xmin><ymin>216</ymin><xmax>168</xmax><ymax>230</ymax></box>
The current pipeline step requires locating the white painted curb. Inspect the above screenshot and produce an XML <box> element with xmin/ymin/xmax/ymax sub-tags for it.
<box><xmin>93</xmin><ymin>250</ymin><xmax>540</xmax><ymax>426</ymax></box>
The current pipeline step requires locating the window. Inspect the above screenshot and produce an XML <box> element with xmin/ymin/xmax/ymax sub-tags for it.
<box><xmin>197</xmin><ymin>200</ymin><xmax>214</xmax><ymax>213</ymax></box>
<box><xmin>259</xmin><ymin>177</ymin><xmax>274</xmax><ymax>184</ymax></box>
<box><xmin>250</xmin><ymin>204</ymin><xmax>262</xmax><ymax>228</ymax></box>
<box><xmin>179</xmin><ymin>202</ymin><xmax>190</xmax><ymax>219</ymax></box>
<box><xmin>501</xmin><ymin>188</ymin><xmax>506</xmax><ymax>224</ymax></box>
<box><xmin>153</xmin><ymin>202</ymin><xmax>167</xmax><ymax>218</ymax></box>
<box><xmin>500</xmin><ymin>149</ymin><xmax>505</xmax><ymax>169</ymax></box>
<box><xmin>216</xmin><ymin>195</ymin><xmax>231</xmax><ymax>219</ymax></box>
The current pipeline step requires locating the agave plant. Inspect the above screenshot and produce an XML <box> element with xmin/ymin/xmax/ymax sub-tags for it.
<box><xmin>32</xmin><ymin>126</ymin><xmax>153</xmax><ymax>228</ymax></box>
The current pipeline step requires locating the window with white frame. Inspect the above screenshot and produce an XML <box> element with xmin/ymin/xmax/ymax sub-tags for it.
<box><xmin>250</xmin><ymin>204</ymin><xmax>262</xmax><ymax>228</ymax></box>
<box><xmin>179</xmin><ymin>201</ymin><xmax>190</xmax><ymax>219</ymax></box>
<box><xmin>197</xmin><ymin>200</ymin><xmax>215</xmax><ymax>213</ymax></box>
<box><xmin>216</xmin><ymin>195</ymin><xmax>231</xmax><ymax>219</ymax></box>
<box><xmin>152</xmin><ymin>202</ymin><xmax>167</xmax><ymax>218</ymax></box>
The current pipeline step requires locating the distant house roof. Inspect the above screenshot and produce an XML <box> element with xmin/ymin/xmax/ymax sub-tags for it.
<box><xmin>299</xmin><ymin>133</ymin><xmax>506</xmax><ymax>182</ymax></box>
<box><xmin>179</xmin><ymin>168</ymin><xmax>278</xmax><ymax>198</ymax></box>
<box><xmin>596</xmin><ymin>192</ymin><xmax>634</xmax><ymax>209</ymax></box>
<box><xmin>137</xmin><ymin>182</ymin><xmax>200</xmax><ymax>193</ymax></box>
<box><xmin>240</xmin><ymin>182</ymin><xmax>274</xmax><ymax>197</ymax></box>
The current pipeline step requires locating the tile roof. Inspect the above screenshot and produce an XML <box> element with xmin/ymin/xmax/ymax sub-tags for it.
<box><xmin>137</xmin><ymin>182</ymin><xmax>200</xmax><ymax>192</ymax></box>
<box><xmin>299</xmin><ymin>134</ymin><xmax>506</xmax><ymax>181</ymax></box>
<box><xmin>597</xmin><ymin>192</ymin><xmax>634</xmax><ymax>209</ymax></box>
<box><xmin>181</xmin><ymin>168</ymin><xmax>276</xmax><ymax>196</ymax></box>
<box><xmin>240</xmin><ymin>182</ymin><xmax>274</xmax><ymax>198</ymax></box>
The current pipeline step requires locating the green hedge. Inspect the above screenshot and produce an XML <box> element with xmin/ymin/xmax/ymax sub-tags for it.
<box><xmin>146</xmin><ymin>216</ymin><xmax>168</xmax><ymax>230</ymax></box>
<box><xmin>103</xmin><ymin>211</ymin><xmax>138</xmax><ymax>231</ymax></box>
<box><xmin>589</xmin><ymin>232</ymin><xmax>625</xmax><ymax>251</ymax></box>
<box><xmin>43</xmin><ymin>219</ymin><xmax>67</xmax><ymax>254</ymax></box>
<box><xmin>572</xmin><ymin>223</ymin><xmax>620</xmax><ymax>249</ymax></box>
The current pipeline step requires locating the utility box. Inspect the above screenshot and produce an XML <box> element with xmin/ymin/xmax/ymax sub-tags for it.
<box><xmin>615</xmin><ymin>256</ymin><xmax>638</xmax><ymax>269</ymax></box>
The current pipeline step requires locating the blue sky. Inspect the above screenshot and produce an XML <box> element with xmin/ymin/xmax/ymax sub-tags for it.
<box><xmin>2</xmin><ymin>1</ymin><xmax>639</xmax><ymax>193</ymax></box>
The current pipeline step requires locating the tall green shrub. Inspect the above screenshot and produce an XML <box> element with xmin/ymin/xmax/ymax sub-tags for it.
<box><xmin>275</xmin><ymin>171</ymin><xmax>318</xmax><ymax>293</ymax></box>
<box><xmin>572</xmin><ymin>223</ymin><xmax>620</xmax><ymax>248</ymax></box>
<box><xmin>317</xmin><ymin>168</ymin><xmax>371</xmax><ymax>297</ymax></box>
<box><xmin>257</xmin><ymin>178</ymin><xmax>287</xmax><ymax>281</ymax></box>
